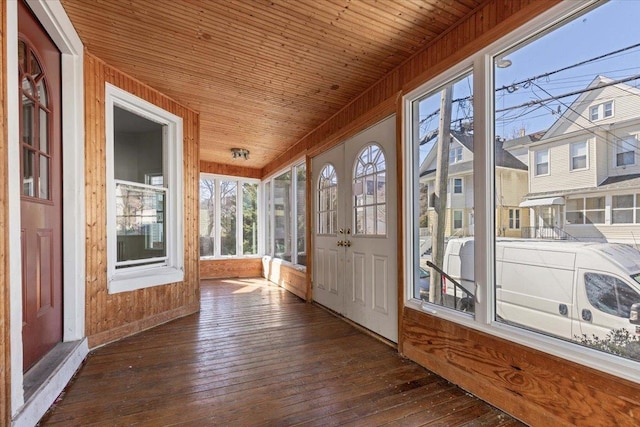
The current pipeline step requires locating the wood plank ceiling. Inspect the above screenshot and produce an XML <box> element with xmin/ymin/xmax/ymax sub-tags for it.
<box><xmin>60</xmin><ymin>0</ymin><xmax>484</xmax><ymax>169</ymax></box>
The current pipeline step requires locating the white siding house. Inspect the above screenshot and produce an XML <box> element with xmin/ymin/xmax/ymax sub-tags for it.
<box><xmin>420</xmin><ymin>131</ymin><xmax>529</xmax><ymax>238</ymax></box>
<box><xmin>517</xmin><ymin>76</ymin><xmax>640</xmax><ymax>245</ymax></box>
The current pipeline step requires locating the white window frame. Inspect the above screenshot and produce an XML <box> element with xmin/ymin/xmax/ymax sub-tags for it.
<box><xmin>616</xmin><ymin>135</ymin><xmax>638</xmax><ymax>167</ymax></box>
<box><xmin>570</xmin><ymin>141</ymin><xmax>588</xmax><ymax>171</ymax></box>
<box><xmin>453</xmin><ymin>177</ymin><xmax>463</xmax><ymax>194</ymax></box>
<box><xmin>263</xmin><ymin>160</ymin><xmax>307</xmax><ymax>267</ymax></box>
<box><xmin>449</xmin><ymin>145</ymin><xmax>463</xmax><ymax>164</ymax></box>
<box><xmin>105</xmin><ymin>83</ymin><xmax>184</xmax><ymax>294</ymax></box>
<box><xmin>452</xmin><ymin>209</ymin><xmax>463</xmax><ymax>230</ymax></box>
<box><xmin>591</xmin><ymin>100</ymin><xmax>614</xmax><ymax>121</ymax></box>
<box><xmin>603</xmin><ymin>101</ymin><xmax>613</xmax><ymax>118</ymax></box>
<box><xmin>403</xmin><ymin>0</ymin><xmax>640</xmax><ymax>384</ymax></box>
<box><xmin>611</xmin><ymin>194</ymin><xmax>637</xmax><ymax>224</ymax></box>
<box><xmin>534</xmin><ymin>149</ymin><xmax>549</xmax><ymax>176</ymax></box>
<box><xmin>508</xmin><ymin>208</ymin><xmax>520</xmax><ymax>229</ymax></box>
<box><xmin>199</xmin><ymin>174</ymin><xmax>262</xmax><ymax>259</ymax></box>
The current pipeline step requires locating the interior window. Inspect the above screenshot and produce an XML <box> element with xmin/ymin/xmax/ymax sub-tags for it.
<box><xmin>353</xmin><ymin>143</ymin><xmax>386</xmax><ymax>235</ymax></box>
<box><xmin>318</xmin><ymin>164</ymin><xmax>337</xmax><ymax>235</ymax></box>
<box><xmin>114</xmin><ymin>106</ymin><xmax>166</xmax><ymax>267</ymax></box>
<box><xmin>493</xmin><ymin>0</ymin><xmax>640</xmax><ymax>363</ymax></box>
<box><xmin>106</xmin><ymin>84</ymin><xmax>184</xmax><ymax>293</ymax></box>
<box><xmin>410</xmin><ymin>70</ymin><xmax>474</xmax><ymax>311</ymax></box>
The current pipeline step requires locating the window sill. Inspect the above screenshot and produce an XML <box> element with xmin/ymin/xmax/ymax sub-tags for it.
<box><xmin>262</xmin><ymin>255</ymin><xmax>307</xmax><ymax>272</ymax></box>
<box><xmin>108</xmin><ymin>266</ymin><xmax>184</xmax><ymax>294</ymax></box>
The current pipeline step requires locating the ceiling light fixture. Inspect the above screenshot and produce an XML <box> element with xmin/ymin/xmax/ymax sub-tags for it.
<box><xmin>231</xmin><ymin>147</ymin><xmax>250</xmax><ymax>160</ymax></box>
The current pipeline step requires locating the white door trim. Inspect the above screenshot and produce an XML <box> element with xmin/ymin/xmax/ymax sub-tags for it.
<box><xmin>8</xmin><ymin>0</ymin><xmax>86</xmax><ymax>416</ymax></box>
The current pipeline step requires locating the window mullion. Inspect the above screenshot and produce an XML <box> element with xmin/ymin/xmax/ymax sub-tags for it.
<box><xmin>215</xmin><ymin>179</ymin><xmax>221</xmax><ymax>257</ymax></box>
<box><xmin>291</xmin><ymin>166</ymin><xmax>298</xmax><ymax>264</ymax></box>
<box><xmin>237</xmin><ymin>180</ymin><xmax>243</xmax><ymax>256</ymax></box>
<box><xmin>474</xmin><ymin>53</ymin><xmax>493</xmax><ymax>326</ymax></box>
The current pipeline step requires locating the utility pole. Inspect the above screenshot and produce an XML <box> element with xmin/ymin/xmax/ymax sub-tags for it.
<box><xmin>430</xmin><ymin>85</ymin><xmax>453</xmax><ymax>305</ymax></box>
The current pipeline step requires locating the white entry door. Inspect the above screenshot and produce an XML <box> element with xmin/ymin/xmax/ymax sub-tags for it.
<box><xmin>312</xmin><ymin>115</ymin><xmax>397</xmax><ymax>342</ymax></box>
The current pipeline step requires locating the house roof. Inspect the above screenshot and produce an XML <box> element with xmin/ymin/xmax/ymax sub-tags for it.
<box><xmin>542</xmin><ymin>75</ymin><xmax>640</xmax><ymax>140</ymax></box>
<box><xmin>501</xmin><ymin>130</ymin><xmax>545</xmax><ymax>150</ymax></box>
<box><xmin>420</xmin><ymin>131</ymin><xmax>527</xmax><ymax>178</ymax></box>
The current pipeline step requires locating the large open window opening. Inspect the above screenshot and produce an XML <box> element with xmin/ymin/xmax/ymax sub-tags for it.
<box><xmin>264</xmin><ymin>161</ymin><xmax>307</xmax><ymax>266</ymax></box>
<box><xmin>199</xmin><ymin>175</ymin><xmax>260</xmax><ymax>258</ymax></box>
<box><xmin>405</xmin><ymin>0</ymin><xmax>640</xmax><ymax>381</ymax></box>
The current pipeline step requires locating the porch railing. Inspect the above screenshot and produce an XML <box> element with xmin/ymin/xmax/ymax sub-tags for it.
<box><xmin>520</xmin><ymin>226</ymin><xmax>576</xmax><ymax>240</ymax></box>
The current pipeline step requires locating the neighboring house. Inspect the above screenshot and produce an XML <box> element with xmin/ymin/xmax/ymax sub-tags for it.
<box><xmin>420</xmin><ymin>130</ymin><xmax>529</xmax><ymax>239</ymax></box>
<box><xmin>517</xmin><ymin>76</ymin><xmax>640</xmax><ymax>245</ymax></box>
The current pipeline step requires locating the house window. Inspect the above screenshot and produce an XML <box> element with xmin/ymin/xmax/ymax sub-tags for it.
<box><xmin>565</xmin><ymin>198</ymin><xmax>584</xmax><ymax>224</ymax></box>
<box><xmin>586</xmin><ymin>197</ymin><xmax>607</xmax><ymax>224</ymax></box>
<box><xmin>566</xmin><ymin>197</ymin><xmax>605</xmax><ymax>225</ymax></box>
<box><xmin>570</xmin><ymin>141</ymin><xmax>588</xmax><ymax>170</ymax></box>
<box><xmin>509</xmin><ymin>209</ymin><xmax>520</xmax><ymax>229</ymax></box>
<box><xmin>105</xmin><ymin>84</ymin><xmax>183</xmax><ymax>293</ymax></box>
<box><xmin>199</xmin><ymin>176</ymin><xmax>260</xmax><ymax>258</ymax></box>
<box><xmin>534</xmin><ymin>150</ymin><xmax>549</xmax><ymax>176</ymax></box>
<box><xmin>612</xmin><ymin>194</ymin><xmax>634</xmax><ymax>224</ymax></box>
<box><xmin>590</xmin><ymin>101</ymin><xmax>614</xmax><ymax>121</ymax></box>
<box><xmin>265</xmin><ymin>161</ymin><xmax>306</xmax><ymax>266</ymax></box>
<box><xmin>449</xmin><ymin>146</ymin><xmax>463</xmax><ymax>164</ymax></box>
<box><xmin>453</xmin><ymin>178</ymin><xmax>463</xmax><ymax>194</ymax></box>
<box><xmin>604</xmin><ymin>101</ymin><xmax>613</xmax><ymax>118</ymax></box>
<box><xmin>616</xmin><ymin>136</ymin><xmax>637</xmax><ymax>167</ymax></box>
<box><xmin>453</xmin><ymin>210</ymin><xmax>463</xmax><ymax>230</ymax></box>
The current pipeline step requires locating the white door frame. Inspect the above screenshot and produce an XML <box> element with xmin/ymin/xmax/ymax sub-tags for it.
<box><xmin>7</xmin><ymin>0</ymin><xmax>86</xmax><ymax>417</ymax></box>
<box><xmin>312</xmin><ymin>116</ymin><xmax>398</xmax><ymax>342</ymax></box>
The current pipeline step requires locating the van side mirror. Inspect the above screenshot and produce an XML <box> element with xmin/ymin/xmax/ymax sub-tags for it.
<box><xmin>630</xmin><ymin>303</ymin><xmax>640</xmax><ymax>325</ymax></box>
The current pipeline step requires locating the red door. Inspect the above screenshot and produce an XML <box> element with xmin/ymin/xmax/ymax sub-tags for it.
<box><xmin>18</xmin><ymin>0</ymin><xmax>63</xmax><ymax>371</ymax></box>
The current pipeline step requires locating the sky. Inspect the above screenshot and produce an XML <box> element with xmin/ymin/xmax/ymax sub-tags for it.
<box><xmin>416</xmin><ymin>0</ymin><xmax>640</xmax><ymax>163</ymax></box>
<box><xmin>495</xmin><ymin>0</ymin><xmax>640</xmax><ymax>138</ymax></box>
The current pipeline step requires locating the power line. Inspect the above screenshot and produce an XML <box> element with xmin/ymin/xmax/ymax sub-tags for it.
<box><xmin>495</xmin><ymin>74</ymin><xmax>640</xmax><ymax>113</ymax></box>
<box><xmin>496</xmin><ymin>42</ymin><xmax>640</xmax><ymax>93</ymax></box>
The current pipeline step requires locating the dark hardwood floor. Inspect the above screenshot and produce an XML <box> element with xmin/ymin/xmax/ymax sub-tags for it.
<box><xmin>40</xmin><ymin>278</ymin><xmax>524</xmax><ymax>426</ymax></box>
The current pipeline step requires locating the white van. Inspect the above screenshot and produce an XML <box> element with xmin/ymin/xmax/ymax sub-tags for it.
<box><xmin>440</xmin><ymin>238</ymin><xmax>640</xmax><ymax>341</ymax></box>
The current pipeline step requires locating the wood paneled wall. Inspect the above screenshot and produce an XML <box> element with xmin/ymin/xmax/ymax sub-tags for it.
<box><xmin>200</xmin><ymin>258</ymin><xmax>262</xmax><ymax>280</ymax></box>
<box><xmin>262</xmin><ymin>0</ymin><xmax>640</xmax><ymax>425</ymax></box>
<box><xmin>262</xmin><ymin>258</ymin><xmax>307</xmax><ymax>301</ymax></box>
<box><xmin>402</xmin><ymin>309</ymin><xmax>640</xmax><ymax>425</ymax></box>
<box><xmin>0</xmin><ymin>0</ymin><xmax>10</xmax><ymax>423</ymax></box>
<box><xmin>84</xmin><ymin>52</ymin><xmax>200</xmax><ymax>348</ymax></box>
